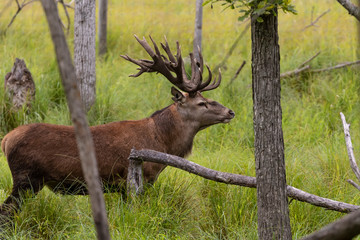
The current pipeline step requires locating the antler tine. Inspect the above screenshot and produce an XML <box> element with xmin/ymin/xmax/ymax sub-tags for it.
<box><xmin>189</xmin><ymin>52</ymin><xmax>202</xmax><ymax>93</ymax></box>
<box><xmin>134</xmin><ymin>35</ymin><xmax>155</xmax><ymax>58</ymax></box>
<box><xmin>200</xmin><ymin>69</ymin><xmax>222</xmax><ymax>92</ymax></box>
<box><xmin>198</xmin><ymin>64</ymin><xmax>212</xmax><ymax>89</ymax></box>
<box><xmin>122</xmin><ymin>35</ymin><xmax>220</xmax><ymax>94</ymax></box>
<box><xmin>160</xmin><ymin>36</ymin><xmax>177</xmax><ymax>64</ymax></box>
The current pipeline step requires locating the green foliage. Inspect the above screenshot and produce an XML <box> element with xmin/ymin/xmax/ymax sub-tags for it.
<box><xmin>204</xmin><ymin>0</ymin><xmax>297</xmax><ymax>22</ymax></box>
<box><xmin>0</xmin><ymin>0</ymin><xmax>359</xmax><ymax>239</ymax></box>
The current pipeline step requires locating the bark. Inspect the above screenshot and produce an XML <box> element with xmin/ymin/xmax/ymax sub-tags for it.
<box><xmin>193</xmin><ymin>0</ymin><xmax>203</xmax><ymax>61</ymax></box>
<box><xmin>251</xmin><ymin>9</ymin><xmax>292</xmax><ymax>240</ymax></box>
<box><xmin>301</xmin><ymin>210</ymin><xmax>360</xmax><ymax>240</ymax></box>
<box><xmin>98</xmin><ymin>0</ymin><xmax>108</xmax><ymax>56</ymax></box>
<box><xmin>129</xmin><ymin>149</ymin><xmax>359</xmax><ymax>213</ymax></box>
<box><xmin>40</xmin><ymin>1</ymin><xmax>110</xmax><ymax>239</ymax></box>
<box><xmin>336</xmin><ymin>0</ymin><xmax>360</xmax><ymax>22</ymax></box>
<box><xmin>4</xmin><ymin>58</ymin><xmax>35</xmax><ymax>110</ymax></box>
<box><xmin>74</xmin><ymin>0</ymin><xmax>96</xmax><ymax>112</ymax></box>
<box><xmin>127</xmin><ymin>157</ymin><xmax>144</xmax><ymax>199</ymax></box>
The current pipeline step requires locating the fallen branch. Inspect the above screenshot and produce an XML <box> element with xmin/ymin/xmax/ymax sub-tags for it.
<box><xmin>128</xmin><ymin>149</ymin><xmax>359</xmax><ymax>213</ymax></box>
<box><xmin>281</xmin><ymin>52</ymin><xmax>360</xmax><ymax>79</ymax></box>
<box><xmin>340</xmin><ymin>112</ymin><xmax>360</xmax><ymax>191</ymax></box>
<box><xmin>312</xmin><ymin>60</ymin><xmax>360</xmax><ymax>72</ymax></box>
<box><xmin>301</xmin><ymin>209</ymin><xmax>360</xmax><ymax>240</ymax></box>
<box><xmin>336</xmin><ymin>0</ymin><xmax>360</xmax><ymax>22</ymax></box>
<box><xmin>302</xmin><ymin>8</ymin><xmax>331</xmax><ymax>31</ymax></box>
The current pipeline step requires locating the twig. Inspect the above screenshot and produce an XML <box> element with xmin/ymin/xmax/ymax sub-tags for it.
<box><xmin>280</xmin><ymin>65</ymin><xmax>311</xmax><ymax>79</ymax></box>
<box><xmin>302</xmin><ymin>9</ymin><xmax>331</xmax><ymax>31</ymax></box>
<box><xmin>280</xmin><ymin>52</ymin><xmax>320</xmax><ymax>78</ymax></box>
<box><xmin>4</xmin><ymin>0</ymin><xmax>73</xmax><ymax>34</ymax></box>
<box><xmin>7</xmin><ymin>0</ymin><xmax>38</xmax><ymax>30</ymax></box>
<box><xmin>312</xmin><ymin>60</ymin><xmax>360</xmax><ymax>72</ymax></box>
<box><xmin>57</xmin><ymin>0</ymin><xmax>71</xmax><ymax>34</ymax></box>
<box><xmin>340</xmin><ymin>112</ymin><xmax>360</xmax><ymax>191</ymax></box>
<box><xmin>227</xmin><ymin>61</ymin><xmax>246</xmax><ymax>86</ymax></box>
<box><xmin>129</xmin><ymin>149</ymin><xmax>360</xmax><ymax>213</ymax></box>
<box><xmin>298</xmin><ymin>51</ymin><xmax>321</xmax><ymax>68</ymax></box>
<box><xmin>214</xmin><ymin>20</ymin><xmax>250</xmax><ymax>72</ymax></box>
<box><xmin>347</xmin><ymin>179</ymin><xmax>360</xmax><ymax>191</ymax></box>
<box><xmin>281</xmin><ymin>52</ymin><xmax>360</xmax><ymax>79</ymax></box>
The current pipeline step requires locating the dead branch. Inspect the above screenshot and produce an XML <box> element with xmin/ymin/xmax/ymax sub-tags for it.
<box><xmin>340</xmin><ymin>112</ymin><xmax>360</xmax><ymax>191</ymax></box>
<box><xmin>301</xmin><ymin>209</ymin><xmax>360</xmax><ymax>240</ymax></box>
<box><xmin>336</xmin><ymin>0</ymin><xmax>360</xmax><ymax>22</ymax></box>
<box><xmin>302</xmin><ymin>9</ymin><xmax>331</xmax><ymax>31</ymax></box>
<box><xmin>298</xmin><ymin>51</ymin><xmax>321</xmax><ymax>68</ymax></box>
<box><xmin>347</xmin><ymin>179</ymin><xmax>360</xmax><ymax>191</ymax></box>
<box><xmin>280</xmin><ymin>51</ymin><xmax>320</xmax><ymax>78</ymax></box>
<box><xmin>312</xmin><ymin>60</ymin><xmax>360</xmax><ymax>72</ymax></box>
<box><xmin>227</xmin><ymin>60</ymin><xmax>246</xmax><ymax>86</ymax></box>
<box><xmin>281</xmin><ymin>52</ymin><xmax>360</xmax><ymax>79</ymax></box>
<box><xmin>4</xmin><ymin>0</ymin><xmax>73</xmax><ymax>34</ymax></box>
<box><xmin>6</xmin><ymin>0</ymin><xmax>38</xmax><ymax>31</ymax></box>
<box><xmin>280</xmin><ymin>65</ymin><xmax>311</xmax><ymax>79</ymax></box>
<box><xmin>128</xmin><ymin>149</ymin><xmax>359</xmax><ymax>213</ymax></box>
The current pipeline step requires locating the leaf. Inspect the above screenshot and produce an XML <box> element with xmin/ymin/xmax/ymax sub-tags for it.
<box><xmin>256</xmin><ymin>16</ymin><xmax>264</xmax><ymax>22</ymax></box>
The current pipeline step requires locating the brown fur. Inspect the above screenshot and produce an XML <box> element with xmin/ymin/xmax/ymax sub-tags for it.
<box><xmin>0</xmin><ymin>90</ymin><xmax>234</xmax><ymax>217</ymax></box>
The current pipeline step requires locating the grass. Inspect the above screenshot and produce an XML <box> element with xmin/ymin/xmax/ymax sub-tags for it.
<box><xmin>0</xmin><ymin>0</ymin><xmax>360</xmax><ymax>239</ymax></box>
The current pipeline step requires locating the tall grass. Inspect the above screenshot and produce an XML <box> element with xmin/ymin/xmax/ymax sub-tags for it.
<box><xmin>0</xmin><ymin>0</ymin><xmax>359</xmax><ymax>238</ymax></box>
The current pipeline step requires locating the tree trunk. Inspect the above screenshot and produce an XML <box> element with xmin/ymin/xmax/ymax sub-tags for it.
<box><xmin>193</xmin><ymin>0</ymin><xmax>203</xmax><ymax>61</ymax></box>
<box><xmin>74</xmin><ymin>0</ymin><xmax>96</xmax><ymax>112</ymax></box>
<box><xmin>40</xmin><ymin>1</ymin><xmax>110</xmax><ymax>239</ymax></box>
<box><xmin>251</xmin><ymin>9</ymin><xmax>292</xmax><ymax>240</ymax></box>
<box><xmin>98</xmin><ymin>0</ymin><xmax>108</xmax><ymax>56</ymax></box>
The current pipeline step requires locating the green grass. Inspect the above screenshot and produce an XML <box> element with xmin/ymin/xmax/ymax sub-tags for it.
<box><xmin>0</xmin><ymin>0</ymin><xmax>360</xmax><ymax>239</ymax></box>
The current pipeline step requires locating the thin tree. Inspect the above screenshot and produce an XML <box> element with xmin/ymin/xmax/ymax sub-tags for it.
<box><xmin>193</xmin><ymin>0</ymin><xmax>203</xmax><ymax>61</ymax></box>
<box><xmin>40</xmin><ymin>1</ymin><xmax>110</xmax><ymax>239</ymax></box>
<box><xmin>98</xmin><ymin>0</ymin><xmax>108</xmax><ymax>56</ymax></box>
<box><xmin>74</xmin><ymin>0</ymin><xmax>96</xmax><ymax>112</ymax></box>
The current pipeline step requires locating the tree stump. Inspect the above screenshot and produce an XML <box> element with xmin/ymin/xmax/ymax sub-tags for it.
<box><xmin>4</xmin><ymin>58</ymin><xmax>35</xmax><ymax>110</ymax></box>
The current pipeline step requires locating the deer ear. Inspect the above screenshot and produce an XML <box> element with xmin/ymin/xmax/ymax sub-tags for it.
<box><xmin>171</xmin><ymin>87</ymin><xmax>185</xmax><ymax>103</ymax></box>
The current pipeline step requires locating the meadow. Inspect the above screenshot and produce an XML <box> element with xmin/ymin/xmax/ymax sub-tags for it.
<box><xmin>0</xmin><ymin>0</ymin><xmax>360</xmax><ymax>239</ymax></box>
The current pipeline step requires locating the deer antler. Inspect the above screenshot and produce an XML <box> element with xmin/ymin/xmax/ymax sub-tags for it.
<box><xmin>121</xmin><ymin>35</ymin><xmax>221</xmax><ymax>95</ymax></box>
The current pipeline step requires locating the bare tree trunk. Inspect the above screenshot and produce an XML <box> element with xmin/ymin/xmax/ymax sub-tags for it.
<box><xmin>193</xmin><ymin>0</ymin><xmax>203</xmax><ymax>61</ymax></box>
<box><xmin>40</xmin><ymin>1</ymin><xmax>110</xmax><ymax>239</ymax></box>
<box><xmin>98</xmin><ymin>0</ymin><xmax>108</xmax><ymax>56</ymax></box>
<box><xmin>251</xmin><ymin>9</ymin><xmax>292</xmax><ymax>240</ymax></box>
<box><xmin>74</xmin><ymin>0</ymin><xmax>96</xmax><ymax>112</ymax></box>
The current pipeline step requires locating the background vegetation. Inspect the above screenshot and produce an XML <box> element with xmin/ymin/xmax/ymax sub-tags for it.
<box><xmin>0</xmin><ymin>0</ymin><xmax>359</xmax><ymax>239</ymax></box>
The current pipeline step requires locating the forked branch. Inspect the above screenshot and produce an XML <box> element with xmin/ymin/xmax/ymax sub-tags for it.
<box><xmin>128</xmin><ymin>149</ymin><xmax>359</xmax><ymax>213</ymax></box>
<box><xmin>281</xmin><ymin>52</ymin><xmax>360</xmax><ymax>79</ymax></box>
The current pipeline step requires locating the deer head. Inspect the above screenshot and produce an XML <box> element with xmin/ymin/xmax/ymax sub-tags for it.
<box><xmin>121</xmin><ymin>35</ymin><xmax>235</xmax><ymax>131</ymax></box>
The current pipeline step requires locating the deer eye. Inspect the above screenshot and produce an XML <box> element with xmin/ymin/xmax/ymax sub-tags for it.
<box><xmin>198</xmin><ymin>102</ymin><xmax>207</xmax><ymax>107</ymax></box>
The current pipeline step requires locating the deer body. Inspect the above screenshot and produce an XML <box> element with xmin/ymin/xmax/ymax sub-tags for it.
<box><xmin>0</xmin><ymin>36</ymin><xmax>234</xmax><ymax>217</ymax></box>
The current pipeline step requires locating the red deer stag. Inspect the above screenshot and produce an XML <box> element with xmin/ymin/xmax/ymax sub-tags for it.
<box><xmin>0</xmin><ymin>36</ymin><xmax>235</xmax><ymax>217</ymax></box>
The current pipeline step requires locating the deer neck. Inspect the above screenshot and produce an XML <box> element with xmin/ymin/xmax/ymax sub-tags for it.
<box><xmin>151</xmin><ymin>104</ymin><xmax>198</xmax><ymax>158</ymax></box>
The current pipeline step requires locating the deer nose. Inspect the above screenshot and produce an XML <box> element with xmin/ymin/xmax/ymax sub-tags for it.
<box><xmin>229</xmin><ymin>110</ymin><xmax>235</xmax><ymax>118</ymax></box>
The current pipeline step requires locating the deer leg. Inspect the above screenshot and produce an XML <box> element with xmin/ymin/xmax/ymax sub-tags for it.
<box><xmin>0</xmin><ymin>176</ymin><xmax>43</xmax><ymax>221</ymax></box>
